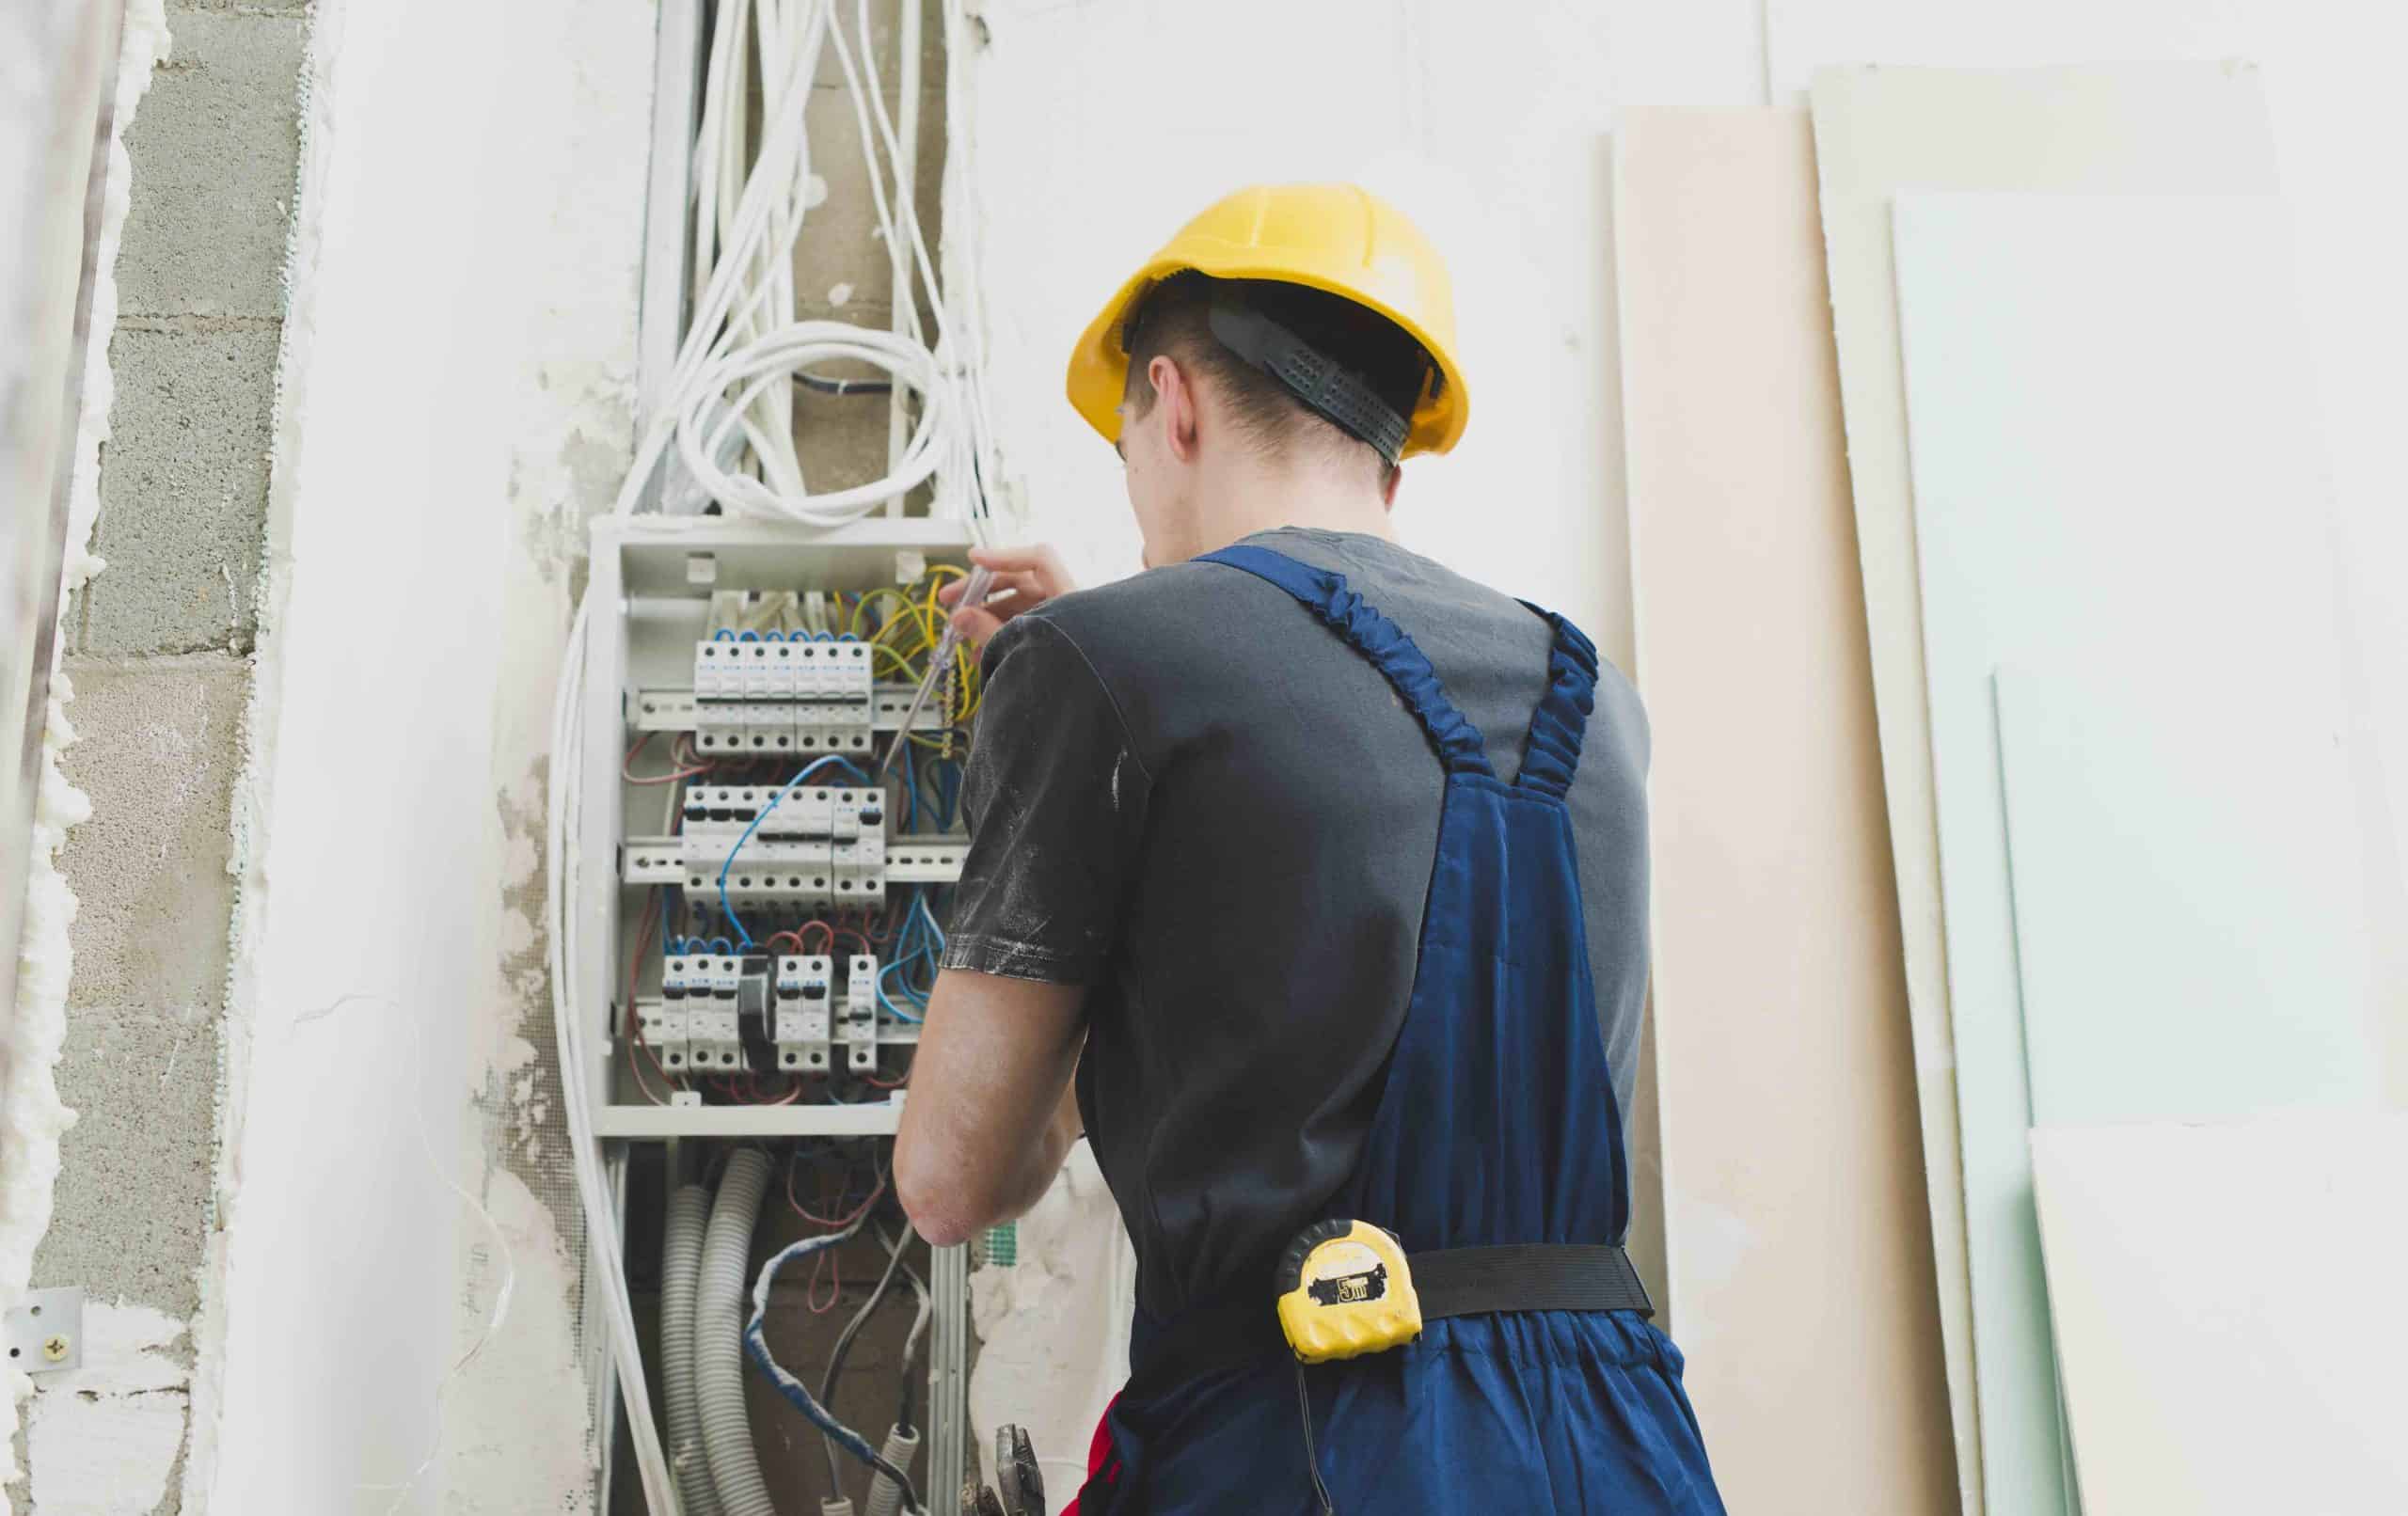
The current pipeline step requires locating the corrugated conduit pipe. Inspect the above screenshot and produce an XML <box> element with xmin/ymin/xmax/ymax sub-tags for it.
<box><xmin>863</xmin><ymin>1424</ymin><xmax>923</xmax><ymax>1516</ymax></box>
<box><xmin>663</xmin><ymin>1184</ymin><xmax>724</xmax><ymax>1516</ymax></box>
<box><xmin>700</xmin><ymin>1149</ymin><xmax>778</xmax><ymax>1516</ymax></box>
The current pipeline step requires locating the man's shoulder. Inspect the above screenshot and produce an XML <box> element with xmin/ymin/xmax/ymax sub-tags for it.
<box><xmin>1023</xmin><ymin>557</ymin><xmax>1254</xmax><ymax>640</ymax></box>
<box><xmin>1003</xmin><ymin>557</ymin><xmax>1275</xmax><ymax>678</ymax></box>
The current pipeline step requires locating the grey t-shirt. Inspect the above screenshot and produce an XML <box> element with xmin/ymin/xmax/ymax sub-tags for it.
<box><xmin>941</xmin><ymin>527</ymin><xmax>1651</xmax><ymax>1319</ymax></box>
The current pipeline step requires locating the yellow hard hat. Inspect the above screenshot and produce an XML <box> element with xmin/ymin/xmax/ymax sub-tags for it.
<box><xmin>1065</xmin><ymin>183</ymin><xmax>1469</xmax><ymax>458</ymax></box>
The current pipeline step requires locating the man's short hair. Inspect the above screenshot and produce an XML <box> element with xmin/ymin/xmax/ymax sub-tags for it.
<box><xmin>1120</xmin><ymin>271</ymin><xmax>1434</xmax><ymax>489</ymax></box>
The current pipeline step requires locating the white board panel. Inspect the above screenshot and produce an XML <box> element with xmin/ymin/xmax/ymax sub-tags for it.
<box><xmin>1996</xmin><ymin>665</ymin><xmax>2379</xmax><ymax>1129</ymax></box>
<box><xmin>1808</xmin><ymin>64</ymin><xmax>2280</xmax><ymax>1516</ymax></box>
<box><xmin>1894</xmin><ymin>188</ymin><xmax>2384</xmax><ymax>1516</ymax></box>
<box><xmin>1771</xmin><ymin>11</ymin><xmax>2408</xmax><ymax>1085</ymax></box>
<box><xmin>1617</xmin><ymin>108</ymin><xmax>1956</xmax><ymax>1515</ymax></box>
<box><xmin>2029</xmin><ymin>1114</ymin><xmax>2408</xmax><ymax>1516</ymax></box>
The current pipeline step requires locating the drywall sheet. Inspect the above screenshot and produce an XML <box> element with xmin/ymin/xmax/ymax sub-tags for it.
<box><xmin>1615</xmin><ymin>108</ymin><xmax>1955</xmax><ymax>1515</ymax></box>
<box><xmin>2029</xmin><ymin>1114</ymin><xmax>2408</xmax><ymax>1515</ymax></box>
<box><xmin>1895</xmin><ymin>189</ymin><xmax>2384</xmax><ymax>1516</ymax></box>
<box><xmin>1809</xmin><ymin>64</ymin><xmax>2279</xmax><ymax>1516</ymax></box>
<box><xmin>1996</xmin><ymin>664</ymin><xmax>2380</xmax><ymax>1129</ymax></box>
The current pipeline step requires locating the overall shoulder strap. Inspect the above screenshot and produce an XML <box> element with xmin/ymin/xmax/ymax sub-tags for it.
<box><xmin>1200</xmin><ymin>545</ymin><xmax>1494</xmax><ymax>780</ymax></box>
<box><xmin>1513</xmin><ymin>605</ymin><xmax>1598</xmax><ymax>799</ymax></box>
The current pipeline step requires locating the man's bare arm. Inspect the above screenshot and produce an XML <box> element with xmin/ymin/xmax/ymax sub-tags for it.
<box><xmin>894</xmin><ymin>969</ymin><xmax>1085</xmax><ymax>1247</ymax></box>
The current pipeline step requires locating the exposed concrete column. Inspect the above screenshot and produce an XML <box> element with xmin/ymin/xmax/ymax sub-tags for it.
<box><xmin>15</xmin><ymin>1</ymin><xmax>306</xmax><ymax>1509</ymax></box>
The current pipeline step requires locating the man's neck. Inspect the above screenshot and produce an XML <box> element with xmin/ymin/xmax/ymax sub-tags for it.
<box><xmin>1182</xmin><ymin>458</ymin><xmax>1396</xmax><ymax>561</ymax></box>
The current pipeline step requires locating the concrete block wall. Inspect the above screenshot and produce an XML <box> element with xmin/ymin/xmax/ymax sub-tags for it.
<box><xmin>14</xmin><ymin>2</ymin><xmax>306</xmax><ymax>1508</ymax></box>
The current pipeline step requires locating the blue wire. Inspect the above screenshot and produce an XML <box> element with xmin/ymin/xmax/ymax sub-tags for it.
<box><xmin>737</xmin><ymin>629</ymin><xmax>760</xmax><ymax>642</ymax></box>
<box><xmin>873</xmin><ymin>887</ymin><xmax>949</xmax><ymax>1022</ymax></box>
<box><xmin>742</xmin><ymin>1226</ymin><xmax>922</xmax><ymax>1508</ymax></box>
<box><xmin>715</xmin><ymin>754</ymin><xmax>872</xmax><ymax>948</ymax></box>
<box><xmin>713</xmin><ymin>629</ymin><xmax>736</xmax><ymax>641</ymax></box>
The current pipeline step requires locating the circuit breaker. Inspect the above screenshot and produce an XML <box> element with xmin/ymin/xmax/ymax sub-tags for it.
<box><xmin>774</xmin><ymin>955</ymin><xmax>834</xmax><ymax>1073</ymax></box>
<box><xmin>842</xmin><ymin>955</ymin><xmax>879</xmax><ymax>1071</ymax></box>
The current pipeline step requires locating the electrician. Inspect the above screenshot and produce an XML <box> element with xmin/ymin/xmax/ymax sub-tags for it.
<box><xmin>895</xmin><ymin>183</ymin><xmax>1724</xmax><ymax>1515</ymax></box>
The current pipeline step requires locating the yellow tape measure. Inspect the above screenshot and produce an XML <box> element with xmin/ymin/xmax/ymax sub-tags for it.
<box><xmin>1275</xmin><ymin>1220</ymin><xmax>1423</xmax><ymax>1364</ymax></box>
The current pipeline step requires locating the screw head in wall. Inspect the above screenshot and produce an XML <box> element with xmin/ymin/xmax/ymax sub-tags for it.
<box><xmin>41</xmin><ymin>1336</ymin><xmax>68</xmax><ymax>1363</ymax></box>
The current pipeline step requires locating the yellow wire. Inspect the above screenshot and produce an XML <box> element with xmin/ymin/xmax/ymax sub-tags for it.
<box><xmin>850</xmin><ymin>587</ymin><xmax>915</xmax><ymax>640</ymax></box>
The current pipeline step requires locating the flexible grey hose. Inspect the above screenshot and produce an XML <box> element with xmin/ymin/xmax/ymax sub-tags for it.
<box><xmin>700</xmin><ymin>1149</ymin><xmax>778</xmax><ymax>1516</ymax></box>
<box><xmin>863</xmin><ymin>1424</ymin><xmax>923</xmax><ymax>1516</ymax></box>
<box><xmin>663</xmin><ymin>1184</ymin><xmax>723</xmax><ymax>1516</ymax></box>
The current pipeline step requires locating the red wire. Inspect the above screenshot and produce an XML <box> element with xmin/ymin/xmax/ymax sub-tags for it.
<box><xmin>805</xmin><ymin>1250</ymin><xmax>843</xmax><ymax>1314</ymax></box>
<box><xmin>623</xmin><ymin>729</ymin><xmax>716</xmax><ymax>785</ymax></box>
<box><xmin>788</xmin><ymin>1150</ymin><xmax>889</xmax><ymax>1230</ymax></box>
<box><xmin>798</xmin><ymin>921</ymin><xmax>835</xmax><ymax>955</ymax></box>
<box><xmin>623</xmin><ymin>891</ymin><xmax>676</xmax><ymax>1105</ymax></box>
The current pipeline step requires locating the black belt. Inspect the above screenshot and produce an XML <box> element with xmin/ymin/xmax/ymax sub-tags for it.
<box><xmin>1131</xmin><ymin>1243</ymin><xmax>1655</xmax><ymax>1396</ymax></box>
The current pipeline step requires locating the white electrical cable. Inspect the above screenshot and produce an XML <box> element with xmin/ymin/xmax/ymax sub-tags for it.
<box><xmin>554</xmin><ymin>2</ymin><xmax>1010</xmax><ymax>1508</ymax></box>
<box><xmin>549</xmin><ymin>593</ymin><xmax>684</xmax><ymax>1515</ymax></box>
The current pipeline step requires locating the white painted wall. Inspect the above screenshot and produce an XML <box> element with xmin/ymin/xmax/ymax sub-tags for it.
<box><xmin>196</xmin><ymin>0</ymin><xmax>648</xmax><ymax>1508</ymax></box>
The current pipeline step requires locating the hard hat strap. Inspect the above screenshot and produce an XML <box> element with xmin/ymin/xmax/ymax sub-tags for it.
<box><xmin>1206</xmin><ymin>296</ymin><xmax>1412</xmax><ymax>465</ymax></box>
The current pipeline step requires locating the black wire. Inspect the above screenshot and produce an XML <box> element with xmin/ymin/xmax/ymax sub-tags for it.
<box><xmin>798</xmin><ymin>368</ymin><xmax>895</xmax><ymax>396</ymax></box>
<box><xmin>1295</xmin><ymin>1360</ymin><xmax>1338</xmax><ymax>1516</ymax></box>
<box><xmin>820</xmin><ymin>1214</ymin><xmax>917</xmax><ymax>1497</ymax></box>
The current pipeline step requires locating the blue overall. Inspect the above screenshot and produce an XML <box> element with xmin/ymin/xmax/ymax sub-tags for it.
<box><xmin>1072</xmin><ymin>545</ymin><xmax>1725</xmax><ymax>1515</ymax></box>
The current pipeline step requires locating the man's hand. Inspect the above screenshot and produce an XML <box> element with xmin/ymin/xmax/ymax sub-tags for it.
<box><xmin>939</xmin><ymin>545</ymin><xmax>1076</xmax><ymax>651</ymax></box>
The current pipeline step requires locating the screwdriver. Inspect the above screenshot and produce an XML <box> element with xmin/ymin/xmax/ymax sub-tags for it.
<box><xmin>879</xmin><ymin>563</ymin><xmax>994</xmax><ymax>778</ymax></box>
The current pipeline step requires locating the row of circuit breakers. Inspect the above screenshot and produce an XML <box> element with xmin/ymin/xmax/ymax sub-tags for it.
<box><xmin>692</xmin><ymin>634</ymin><xmax>876</xmax><ymax>755</ymax></box>
<box><xmin>640</xmin><ymin>953</ymin><xmax>883</xmax><ymax>1075</ymax></box>
<box><xmin>681</xmin><ymin>783</ymin><xmax>890</xmax><ymax>909</ymax></box>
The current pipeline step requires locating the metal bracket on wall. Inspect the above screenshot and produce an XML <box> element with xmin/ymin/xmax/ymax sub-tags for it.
<box><xmin>4</xmin><ymin>1287</ymin><xmax>85</xmax><ymax>1375</ymax></box>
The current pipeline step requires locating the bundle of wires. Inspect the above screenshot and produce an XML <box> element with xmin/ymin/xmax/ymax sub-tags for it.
<box><xmin>747</xmin><ymin>1149</ymin><xmax>932</xmax><ymax>1513</ymax></box>
<box><xmin>641</xmin><ymin>0</ymin><xmax>1003</xmax><ymax>529</ymax></box>
<box><xmin>875</xmin><ymin>889</ymin><xmax>945</xmax><ymax>1023</ymax></box>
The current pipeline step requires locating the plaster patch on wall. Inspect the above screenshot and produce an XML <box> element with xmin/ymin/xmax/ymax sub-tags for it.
<box><xmin>455</xmin><ymin>0</ymin><xmax>651</xmax><ymax>1502</ymax></box>
<box><xmin>26</xmin><ymin>1302</ymin><xmax>188</xmax><ymax>1516</ymax></box>
<box><xmin>0</xmin><ymin>3</ymin><xmax>170</xmax><ymax>1501</ymax></box>
<box><xmin>435</xmin><ymin>1170</ymin><xmax>595</xmax><ymax>1510</ymax></box>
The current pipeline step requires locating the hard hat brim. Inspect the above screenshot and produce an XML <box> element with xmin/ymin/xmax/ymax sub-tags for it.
<box><xmin>1065</xmin><ymin>248</ymin><xmax>1470</xmax><ymax>460</ymax></box>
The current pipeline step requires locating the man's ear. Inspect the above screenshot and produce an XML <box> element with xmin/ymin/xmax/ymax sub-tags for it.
<box><xmin>1149</xmin><ymin>354</ymin><xmax>1201</xmax><ymax>464</ymax></box>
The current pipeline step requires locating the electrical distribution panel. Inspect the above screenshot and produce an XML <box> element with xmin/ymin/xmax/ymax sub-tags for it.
<box><xmin>581</xmin><ymin>520</ymin><xmax>977</xmax><ymax>1134</ymax></box>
